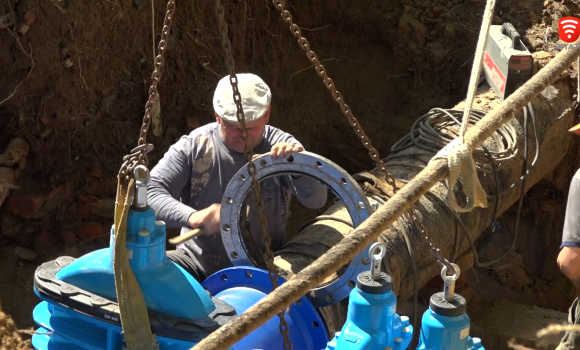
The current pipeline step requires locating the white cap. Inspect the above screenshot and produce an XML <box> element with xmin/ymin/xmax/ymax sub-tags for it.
<box><xmin>213</xmin><ymin>73</ymin><xmax>272</xmax><ymax>124</ymax></box>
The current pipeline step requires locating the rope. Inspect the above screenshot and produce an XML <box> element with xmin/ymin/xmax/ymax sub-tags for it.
<box><xmin>433</xmin><ymin>0</ymin><xmax>496</xmax><ymax>212</ymax></box>
<box><xmin>190</xmin><ymin>40</ymin><xmax>580</xmax><ymax>350</ymax></box>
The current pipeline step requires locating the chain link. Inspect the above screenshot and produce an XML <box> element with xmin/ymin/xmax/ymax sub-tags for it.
<box><xmin>118</xmin><ymin>0</ymin><xmax>176</xmax><ymax>182</ymax></box>
<box><xmin>270</xmin><ymin>0</ymin><xmax>395</xmax><ymax>187</ymax></box>
<box><xmin>214</xmin><ymin>1</ymin><xmax>292</xmax><ymax>349</ymax></box>
<box><xmin>272</xmin><ymin>0</ymin><xmax>456</xmax><ymax>276</ymax></box>
<box><xmin>408</xmin><ymin>207</ymin><xmax>457</xmax><ymax>276</ymax></box>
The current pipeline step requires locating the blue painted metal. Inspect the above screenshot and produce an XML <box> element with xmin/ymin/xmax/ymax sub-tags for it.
<box><xmin>323</xmin><ymin>277</ymin><xmax>413</xmax><ymax>349</ymax></box>
<box><xmin>202</xmin><ymin>266</ymin><xmax>329</xmax><ymax>350</ymax></box>
<box><xmin>54</xmin><ymin>208</ymin><xmax>215</xmax><ymax>320</ymax></box>
<box><xmin>417</xmin><ymin>299</ymin><xmax>484</xmax><ymax>350</ymax></box>
<box><xmin>31</xmin><ymin>201</ymin><xmax>329</xmax><ymax>349</ymax></box>
<box><xmin>31</xmin><ymin>301</ymin><xmax>203</xmax><ymax>350</ymax></box>
<box><xmin>220</xmin><ymin>151</ymin><xmax>374</xmax><ymax>308</ymax></box>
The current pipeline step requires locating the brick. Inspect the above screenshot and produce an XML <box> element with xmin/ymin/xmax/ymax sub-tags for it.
<box><xmin>14</xmin><ymin>246</ymin><xmax>37</xmax><ymax>261</ymax></box>
<box><xmin>89</xmin><ymin>167</ymin><xmax>103</xmax><ymax>178</ymax></box>
<box><xmin>7</xmin><ymin>194</ymin><xmax>46</xmax><ymax>218</ymax></box>
<box><xmin>0</xmin><ymin>211</ymin><xmax>24</xmax><ymax>237</ymax></box>
<box><xmin>85</xmin><ymin>178</ymin><xmax>117</xmax><ymax>197</ymax></box>
<box><xmin>33</xmin><ymin>231</ymin><xmax>52</xmax><ymax>253</ymax></box>
<box><xmin>90</xmin><ymin>198</ymin><xmax>115</xmax><ymax>218</ymax></box>
<box><xmin>23</xmin><ymin>10</ymin><xmax>35</xmax><ymax>26</ymax></box>
<box><xmin>32</xmin><ymin>182</ymin><xmax>75</xmax><ymax>218</ymax></box>
<box><xmin>76</xmin><ymin>195</ymin><xmax>98</xmax><ymax>218</ymax></box>
<box><xmin>77</xmin><ymin>222</ymin><xmax>105</xmax><ymax>240</ymax></box>
<box><xmin>59</xmin><ymin>230</ymin><xmax>77</xmax><ymax>246</ymax></box>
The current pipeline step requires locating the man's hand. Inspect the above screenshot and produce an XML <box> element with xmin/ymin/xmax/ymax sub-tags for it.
<box><xmin>558</xmin><ymin>246</ymin><xmax>580</xmax><ymax>289</ymax></box>
<box><xmin>270</xmin><ymin>142</ymin><xmax>304</xmax><ymax>160</ymax></box>
<box><xmin>188</xmin><ymin>203</ymin><xmax>221</xmax><ymax>235</ymax></box>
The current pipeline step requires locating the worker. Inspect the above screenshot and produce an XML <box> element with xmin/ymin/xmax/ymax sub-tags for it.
<box><xmin>557</xmin><ymin>124</ymin><xmax>580</xmax><ymax>350</ymax></box>
<box><xmin>147</xmin><ymin>73</ymin><xmax>328</xmax><ymax>283</ymax></box>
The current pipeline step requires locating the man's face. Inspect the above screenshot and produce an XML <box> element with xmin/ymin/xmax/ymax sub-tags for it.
<box><xmin>217</xmin><ymin>108</ymin><xmax>270</xmax><ymax>153</ymax></box>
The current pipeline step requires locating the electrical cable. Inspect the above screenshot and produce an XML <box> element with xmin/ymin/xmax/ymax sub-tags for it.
<box><xmin>386</xmin><ymin>104</ymin><xmax>538</xmax><ymax>269</ymax></box>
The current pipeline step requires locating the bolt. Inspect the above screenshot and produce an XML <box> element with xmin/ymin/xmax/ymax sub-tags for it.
<box><xmin>358</xmin><ymin>202</ymin><xmax>365</xmax><ymax>209</ymax></box>
<box><xmin>395</xmin><ymin>338</ymin><xmax>403</xmax><ymax>343</ymax></box>
<box><xmin>370</xmin><ymin>201</ymin><xmax>379</xmax><ymax>211</ymax></box>
<box><xmin>403</xmin><ymin>327</ymin><xmax>411</xmax><ymax>333</ymax></box>
<box><xmin>362</xmin><ymin>258</ymin><xmax>370</xmax><ymax>265</ymax></box>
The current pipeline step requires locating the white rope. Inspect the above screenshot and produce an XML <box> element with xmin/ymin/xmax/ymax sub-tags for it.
<box><xmin>433</xmin><ymin>0</ymin><xmax>496</xmax><ymax>212</ymax></box>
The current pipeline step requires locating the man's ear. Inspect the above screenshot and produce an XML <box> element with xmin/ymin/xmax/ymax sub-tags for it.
<box><xmin>215</xmin><ymin>113</ymin><xmax>221</xmax><ymax>124</ymax></box>
<box><xmin>264</xmin><ymin>105</ymin><xmax>271</xmax><ymax>124</ymax></box>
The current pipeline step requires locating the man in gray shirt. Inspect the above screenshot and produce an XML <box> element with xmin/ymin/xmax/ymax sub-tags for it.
<box><xmin>558</xmin><ymin>167</ymin><xmax>580</xmax><ymax>349</ymax></box>
<box><xmin>147</xmin><ymin>73</ymin><xmax>328</xmax><ymax>282</ymax></box>
<box><xmin>557</xmin><ymin>124</ymin><xmax>580</xmax><ymax>349</ymax></box>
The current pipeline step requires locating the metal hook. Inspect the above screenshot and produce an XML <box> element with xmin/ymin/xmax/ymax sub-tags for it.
<box><xmin>369</xmin><ymin>242</ymin><xmax>386</xmax><ymax>281</ymax></box>
<box><xmin>441</xmin><ymin>263</ymin><xmax>460</xmax><ymax>302</ymax></box>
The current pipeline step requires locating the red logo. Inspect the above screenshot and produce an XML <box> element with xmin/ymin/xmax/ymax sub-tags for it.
<box><xmin>483</xmin><ymin>52</ymin><xmax>506</xmax><ymax>93</ymax></box>
<box><xmin>559</xmin><ymin>17</ymin><xmax>580</xmax><ymax>43</ymax></box>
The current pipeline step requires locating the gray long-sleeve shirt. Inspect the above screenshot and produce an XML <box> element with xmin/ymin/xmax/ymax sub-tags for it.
<box><xmin>148</xmin><ymin>122</ymin><xmax>328</xmax><ymax>278</ymax></box>
<box><xmin>562</xmin><ymin>169</ymin><xmax>580</xmax><ymax>249</ymax></box>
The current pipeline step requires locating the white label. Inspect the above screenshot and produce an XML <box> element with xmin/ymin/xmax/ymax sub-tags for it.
<box><xmin>127</xmin><ymin>249</ymin><xmax>133</xmax><ymax>260</ymax></box>
<box><xmin>103</xmin><ymin>314</ymin><xmax>119</xmax><ymax>322</ymax></box>
<box><xmin>460</xmin><ymin>327</ymin><xmax>470</xmax><ymax>339</ymax></box>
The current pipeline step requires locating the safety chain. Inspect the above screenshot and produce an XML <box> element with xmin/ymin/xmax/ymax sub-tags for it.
<box><xmin>408</xmin><ymin>208</ymin><xmax>457</xmax><ymax>276</ymax></box>
<box><xmin>118</xmin><ymin>0</ymin><xmax>176</xmax><ymax>182</ymax></box>
<box><xmin>214</xmin><ymin>1</ymin><xmax>292</xmax><ymax>349</ymax></box>
<box><xmin>271</xmin><ymin>0</ymin><xmax>456</xmax><ymax>276</ymax></box>
<box><xmin>270</xmin><ymin>0</ymin><xmax>394</xmax><ymax>186</ymax></box>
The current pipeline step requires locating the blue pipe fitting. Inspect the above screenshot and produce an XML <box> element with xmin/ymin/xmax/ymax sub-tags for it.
<box><xmin>202</xmin><ymin>266</ymin><xmax>329</xmax><ymax>350</ymax></box>
<box><xmin>324</xmin><ymin>270</ymin><xmax>413</xmax><ymax>350</ymax></box>
<box><xmin>417</xmin><ymin>292</ymin><xmax>484</xmax><ymax>350</ymax></box>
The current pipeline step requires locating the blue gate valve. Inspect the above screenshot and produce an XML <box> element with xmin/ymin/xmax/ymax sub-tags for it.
<box><xmin>417</xmin><ymin>263</ymin><xmax>484</xmax><ymax>350</ymax></box>
<box><xmin>324</xmin><ymin>242</ymin><xmax>413</xmax><ymax>350</ymax></box>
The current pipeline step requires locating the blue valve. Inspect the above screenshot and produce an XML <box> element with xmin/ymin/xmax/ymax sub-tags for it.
<box><xmin>417</xmin><ymin>263</ymin><xmax>484</xmax><ymax>350</ymax></box>
<box><xmin>324</xmin><ymin>242</ymin><xmax>413</xmax><ymax>350</ymax></box>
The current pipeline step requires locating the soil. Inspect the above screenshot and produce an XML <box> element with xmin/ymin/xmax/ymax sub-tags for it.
<box><xmin>1</xmin><ymin>0</ymin><xmax>580</xmax><ymax>347</ymax></box>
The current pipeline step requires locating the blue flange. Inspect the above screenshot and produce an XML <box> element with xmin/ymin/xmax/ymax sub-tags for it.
<box><xmin>220</xmin><ymin>151</ymin><xmax>374</xmax><ymax>307</ymax></box>
<box><xmin>202</xmin><ymin>266</ymin><xmax>329</xmax><ymax>350</ymax></box>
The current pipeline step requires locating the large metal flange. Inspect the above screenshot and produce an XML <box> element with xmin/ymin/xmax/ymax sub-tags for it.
<box><xmin>220</xmin><ymin>151</ymin><xmax>374</xmax><ymax>307</ymax></box>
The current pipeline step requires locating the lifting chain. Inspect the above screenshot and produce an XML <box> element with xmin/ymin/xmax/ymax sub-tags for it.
<box><xmin>214</xmin><ymin>1</ymin><xmax>293</xmax><ymax>349</ymax></box>
<box><xmin>118</xmin><ymin>0</ymin><xmax>176</xmax><ymax>183</ymax></box>
<box><xmin>270</xmin><ymin>0</ymin><xmax>395</xmax><ymax>188</ymax></box>
<box><xmin>271</xmin><ymin>0</ymin><xmax>457</xmax><ymax>276</ymax></box>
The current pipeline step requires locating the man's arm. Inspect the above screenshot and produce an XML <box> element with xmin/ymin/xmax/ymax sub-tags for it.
<box><xmin>289</xmin><ymin>174</ymin><xmax>328</xmax><ymax>209</ymax></box>
<box><xmin>266</xmin><ymin>127</ymin><xmax>328</xmax><ymax>209</ymax></box>
<box><xmin>558</xmin><ymin>171</ymin><xmax>580</xmax><ymax>289</ymax></box>
<box><xmin>148</xmin><ymin>136</ymin><xmax>196</xmax><ymax>228</ymax></box>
